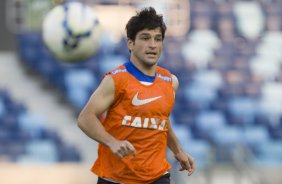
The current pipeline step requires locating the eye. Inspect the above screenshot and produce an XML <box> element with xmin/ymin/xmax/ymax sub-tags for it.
<box><xmin>141</xmin><ymin>36</ymin><xmax>150</xmax><ymax>40</ymax></box>
<box><xmin>155</xmin><ymin>37</ymin><xmax>162</xmax><ymax>42</ymax></box>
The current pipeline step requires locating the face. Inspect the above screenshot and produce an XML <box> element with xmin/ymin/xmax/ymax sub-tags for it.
<box><xmin>128</xmin><ymin>28</ymin><xmax>163</xmax><ymax>67</ymax></box>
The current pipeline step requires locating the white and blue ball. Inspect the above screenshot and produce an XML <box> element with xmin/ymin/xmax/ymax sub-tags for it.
<box><xmin>42</xmin><ymin>2</ymin><xmax>101</xmax><ymax>63</ymax></box>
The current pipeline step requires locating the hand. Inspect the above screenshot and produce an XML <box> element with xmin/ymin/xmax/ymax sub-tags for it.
<box><xmin>174</xmin><ymin>151</ymin><xmax>195</xmax><ymax>176</ymax></box>
<box><xmin>108</xmin><ymin>139</ymin><xmax>136</xmax><ymax>159</ymax></box>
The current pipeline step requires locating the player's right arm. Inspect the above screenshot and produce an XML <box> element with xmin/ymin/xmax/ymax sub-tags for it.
<box><xmin>77</xmin><ymin>75</ymin><xmax>136</xmax><ymax>158</ymax></box>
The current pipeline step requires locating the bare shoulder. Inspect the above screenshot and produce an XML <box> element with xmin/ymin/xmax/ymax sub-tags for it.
<box><xmin>97</xmin><ymin>74</ymin><xmax>115</xmax><ymax>94</ymax></box>
<box><xmin>88</xmin><ymin>74</ymin><xmax>115</xmax><ymax>106</ymax></box>
<box><xmin>82</xmin><ymin>74</ymin><xmax>115</xmax><ymax>116</ymax></box>
<box><xmin>171</xmin><ymin>74</ymin><xmax>179</xmax><ymax>92</ymax></box>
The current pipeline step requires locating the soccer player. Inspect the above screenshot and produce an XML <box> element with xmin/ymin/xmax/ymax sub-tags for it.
<box><xmin>78</xmin><ymin>7</ymin><xmax>195</xmax><ymax>184</ymax></box>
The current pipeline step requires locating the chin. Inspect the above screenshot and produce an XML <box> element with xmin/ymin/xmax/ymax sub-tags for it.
<box><xmin>145</xmin><ymin>57</ymin><xmax>159</xmax><ymax>65</ymax></box>
<box><xmin>144</xmin><ymin>60</ymin><xmax>158</xmax><ymax>67</ymax></box>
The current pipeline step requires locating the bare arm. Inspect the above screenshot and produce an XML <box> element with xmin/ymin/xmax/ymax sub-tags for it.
<box><xmin>167</xmin><ymin>74</ymin><xmax>195</xmax><ymax>176</ymax></box>
<box><xmin>77</xmin><ymin>75</ymin><xmax>135</xmax><ymax>158</ymax></box>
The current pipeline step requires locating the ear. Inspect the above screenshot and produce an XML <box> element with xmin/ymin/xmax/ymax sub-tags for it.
<box><xmin>127</xmin><ymin>39</ymin><xmax>134</xmax><ymax>52</ymax></box>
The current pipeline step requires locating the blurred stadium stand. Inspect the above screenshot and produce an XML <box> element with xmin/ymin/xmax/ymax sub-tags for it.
<box><xmin>1</xmin><ymin>0</ymin><xmax>282</xmax><ymax>184</ymax></box>
<box><xmin>0</xmin><ymin>88</ymin><xmax>81</xmax><ymax>163</ymax></box>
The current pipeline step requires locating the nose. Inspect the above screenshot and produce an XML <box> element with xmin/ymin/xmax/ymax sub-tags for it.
<box><xmin>148</xmin><ymin>39</ymin><xmax>157</xmax><ymax>48</ymax></box>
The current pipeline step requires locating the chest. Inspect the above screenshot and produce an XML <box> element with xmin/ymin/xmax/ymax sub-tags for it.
<box><xmin>117</xmin><ymin>79</ymin><xmax>175</xmax><ymax>117</ymax></box>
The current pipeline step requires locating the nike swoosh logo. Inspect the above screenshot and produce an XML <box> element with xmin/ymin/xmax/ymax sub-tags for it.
<box><xmin>132</xmin><ymin>92</ymin><xmax>162</xmax><ymax>106</ymax></box>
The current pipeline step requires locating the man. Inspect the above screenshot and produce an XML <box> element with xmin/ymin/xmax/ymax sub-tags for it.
<box><xmin>78</xmin><ymin>7</ymin><xmax>195</xmax><ymax>184</ymax></box>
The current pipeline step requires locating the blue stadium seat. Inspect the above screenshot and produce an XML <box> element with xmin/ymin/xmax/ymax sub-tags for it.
<box><xmin>182</xmin><ymin>139</ymin><xmax>213</xmax><ymax>169</ymax></box>
<box><xmin>243</xmin><ymin>125</ymin><xmax>270</xmax><ymax>148</ymax></box>
<box><xmin>58</xmin><ymin>145</ymin><xmax>81</xmax><ymax>162</ymax></box>
<box><xmin>18</xmin><ymin>33</ymin><xmax>43</xmax><ymax>68</ymax></box>
<box><xmin>64</xmin><ymin>69</ymin><xmax>97</xmax><ymax>91</ymax></box>
<box><xmin>211</xmin><ymin>126</ymin><xmax>244</xmax><ymax>162</ymax></box>
<box><xmin>6</xmin><ymin>142</ymin><xmax>26</xmax><ymax>161</ymax></box>
<box><xmin>195</xmin><ymin>110</ymin><xmax>226</xmax><ymax>139</ymax></box>
<box><xmin>64</xmin><ymin>69</ymin><xmax>97</xmax><ymax>109</ymax></box>
<box><xmin>193</xmin><ymin>70</ymin><xmax>223</xmax><ymax>90</ymax></box>
<box><xmin>253</xmin><ymin>141</ymin><xmax>282</xmax><ymax>166</ymax></box>
<box><xmin>184</xmin><ymin>83</ymin><xmax>217</xmax><ymax>109</ymax></box>
<box><xmin>6</xmin><ymin>101</ymin><xmax>26</xmax><ymax>116</ymax></box>
<box><xmin>98</xmin><ymin>55</ymin><xmax>127</xmax><ymax>74</ymax></box>
<box><xmin>18</xmin><ymin>112</ymin><xmax>46</xmax><ymax>139</ymax></box>
<box><xmin>269</xmin><ymin>126</ymin><xmax>282</xmax><ymax>140</ymax></box>
<box><xmin>0</xmin><ymin>128</ymin><xmax>11</xmax><ymax>143</ymax></box>
<box><xmin>172</xmin><ymin>124</ymin><xmax>192</xmax><ymax>146</ymax></box>
<box><xmin>228</xmin><ymin>97</ymin><xmax>258</xmax><ymax>126</ymax></box>
<box><xmin>36</xmin><ymin>57</ymin><xmax>64</xmax><ymax>86</ymax></box>
<box><xmin>1</xmin><ymin>113</ymin><xmax>19</xmax><ymax>132</ymax></box>
<box><xmin>211</xmin><ymin>126</ymin><xmax>244</xmax><ymax>146</ymax></box>
<box><xmin>0</xmin><ymin>98</ymin><xmax>5</xmax><ymax>117</ymax></box>
<box><xmin>17</xmin><ymin>140</ymin><xmax>58</xmax><ymax>164</ymax></box>
<box><xmin>66</xmin><ymin>88</ymin><xmax>90</xmax><ymax>110</ymax></box>
<box><xmin>0</xmin><ymin>89</ymin><xmax>13</xmax><ymax>109</ymax></box>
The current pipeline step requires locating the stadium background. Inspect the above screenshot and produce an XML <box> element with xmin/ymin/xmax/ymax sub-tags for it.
<box><xmin>1</xmin><ymin>0</ymin><xmax>282</xmax><ymax>183</ymax></box>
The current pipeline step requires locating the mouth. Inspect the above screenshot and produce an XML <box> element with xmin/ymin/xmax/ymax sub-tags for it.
<box><xmin>145</xmin><ymin>52</ymin><xmax>157</xmax><ymax>57</ymax></box>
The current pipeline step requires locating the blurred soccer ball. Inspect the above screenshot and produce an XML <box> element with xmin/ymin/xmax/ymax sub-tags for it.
<box><xmin>42</xmin><ymin>2</ymin><xmax>101</xmax><ymax>63</ymax></box>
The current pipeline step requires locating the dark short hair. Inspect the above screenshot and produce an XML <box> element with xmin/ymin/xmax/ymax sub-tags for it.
<box><xmin>125</xmin><ymin>7</ymin><xmax>167</xmax><ymax>41</ymax></box>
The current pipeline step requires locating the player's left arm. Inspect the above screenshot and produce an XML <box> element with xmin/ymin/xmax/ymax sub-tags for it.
<box><xmin>167</xmin><ymin>74</ymin><xmax>195</xmax><ymax>176</ymax></box>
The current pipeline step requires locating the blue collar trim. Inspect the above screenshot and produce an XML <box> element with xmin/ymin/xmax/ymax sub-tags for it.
<box><xmin>124</xmin><ymin>61</ymin><xmax>155</xmax><ymax>82</ymax></box>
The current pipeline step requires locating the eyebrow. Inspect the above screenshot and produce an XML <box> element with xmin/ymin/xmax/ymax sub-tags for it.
<box><xmin>139</xmin><ymin>33</ymin><xmax>150</xmax><ymax>36</ymax></box>
<box><xmin>139</xmin><ymin>33</ymin><xmax>162</xmax><ymax>37</ymax></box>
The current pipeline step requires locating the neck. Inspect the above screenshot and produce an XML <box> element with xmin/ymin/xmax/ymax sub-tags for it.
<box><xmin>130</xmin><ymin>59</ymin><xmax>156</xmax><ymax>76</ymax></box>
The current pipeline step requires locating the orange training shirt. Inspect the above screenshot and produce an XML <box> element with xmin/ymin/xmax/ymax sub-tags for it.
<box><xmin>91</xmin><ymin>65</ymin><xmax>175</xmax><ymax>184</ymax></box>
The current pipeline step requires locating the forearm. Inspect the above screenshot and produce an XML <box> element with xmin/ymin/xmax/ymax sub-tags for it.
<box><xmin>77</xmin><ymin>113</ymin><xmax>116</xmax><ymax>147</ymax></box>
<box><xmin>167</xmin><ymin>122</ymin><xmax>184</xmax><ymax>155</ymax></box>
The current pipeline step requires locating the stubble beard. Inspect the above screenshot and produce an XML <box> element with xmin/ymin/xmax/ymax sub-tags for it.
<box><xmin>137</xmin><ymin>53</ymin><xmax>160</xmax><ymax>68</ymax></box>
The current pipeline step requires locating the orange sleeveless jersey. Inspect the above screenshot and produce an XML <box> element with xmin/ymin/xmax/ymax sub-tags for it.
<box><xmin>91</xmin><ymin>65</ymin><xmax>175</xmax><ymax>184</ymax></box>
